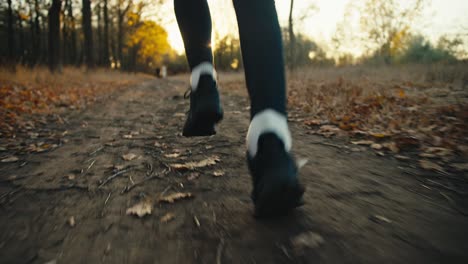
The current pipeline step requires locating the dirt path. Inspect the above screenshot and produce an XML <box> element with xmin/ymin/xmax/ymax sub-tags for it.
<box><xmin>1</xmin><ymin>77</ymin><xmax>467</xmax><ymax>264</ymax></box>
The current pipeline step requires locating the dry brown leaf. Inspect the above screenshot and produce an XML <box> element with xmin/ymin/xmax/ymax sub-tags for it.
<box><xmin>122</xmin><ymin>153</ymin><xmax>138</xmax><ymax>161</ymax></box>
<box><xmin>159</xmin><ymin>192</ymin><xmax>193</xmax><ymax>203</ymax></box>
<box><xmin>419</xmin><ymin>160</ymin><xmax>444</xmax><ymax>172</ymax></box>
<box><xmin>1</xmin><ymin>156</ymin><xmax>19</xmax><ymax>163</ymax></box>
<box><xmin>170</xmin><ymin>156</ymin><xmax>220</xmax><ymax>171</ymax></box>
<box><xmin>371</xmin><ymin>143</ymin><xmax>383</xmax><ymax>150</ymax></box>
<box><xmin>114</xmin><ymin>164</ymin><xmax>125</xmax><ymax>171</ymax></box>
<box><xmin>382</xmin><ymin>142</ymin><xmax>399</xmax><ymax>153</ymax></box>
<box><xmin>213</xmin><ymin>170</ymin><xmax>225</xmax><ymax>177</ymax></box>
<box><xmin>160</xmin><ymin>212</ymin><xmax>175</xmax><ymax>223</ymax></box>
<box><xmin>303</xmin><ymin>119</ymin><xmax>323</xmax><ymax>127</ymax></box>
<box><xmin>126</xmin><ymin>199</ymin><xmax>153</xmax><ymax>218</ymax></box>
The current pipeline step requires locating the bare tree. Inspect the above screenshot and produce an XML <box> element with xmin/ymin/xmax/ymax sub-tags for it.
<box><xmin>103</xmin><ymin>0</ymin><xmax>110</xmax><ymax>66</ymax></box>
<box><xmin>7</xmin><ymin>0</ymin><xmax>15</xmax><ymax>68</ymax></box>
<box><xmin>82</xmin><ymin>0</ymin><xmax>94</xmax><ymax>67</ymax></box>
<box><xmin>48</xmin><ymin>0</ymin><xmax>62</xmax><ymax>72</ymax></box>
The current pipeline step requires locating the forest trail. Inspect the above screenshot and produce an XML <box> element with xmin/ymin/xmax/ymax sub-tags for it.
<box><xmin>1</xmin><ymin>76</ymin><xmax>467</xmax><ymax>264</ymax></box>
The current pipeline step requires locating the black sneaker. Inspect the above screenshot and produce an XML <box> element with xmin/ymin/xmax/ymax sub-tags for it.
<box><xmin>247</xmin><ymin>133</ymin><xmax>305</xmax><ymax>218</ymax></box>
<box><xmin>182</xmin><ymin>75</ymin><xmax>223</xmax><ymax>137</ymax></box>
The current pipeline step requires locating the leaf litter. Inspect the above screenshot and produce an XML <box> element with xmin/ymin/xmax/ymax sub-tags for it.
<box><xmin>170</xmin><ymin>156</ymin><xmax>220</xmax><ymax>171</ymax></box>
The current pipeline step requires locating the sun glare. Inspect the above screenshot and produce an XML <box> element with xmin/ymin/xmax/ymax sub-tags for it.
<box><xmin>163</xmin><ymin>0</ymin><xmax>468</xmax><ymax>57</ymax></box>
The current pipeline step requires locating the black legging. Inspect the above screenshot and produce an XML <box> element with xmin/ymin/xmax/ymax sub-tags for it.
<box><xmin>174</xmin><ymin>0</ymin><xmax>286</xmax><ymax>118</ymax></box>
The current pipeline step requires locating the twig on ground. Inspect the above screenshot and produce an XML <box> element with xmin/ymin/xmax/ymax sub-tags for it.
<box><xmin>310</xmin><ymin>141</ymin><xmax>344</xmax><ymax>149</ymax></box>
<box><xmin>89</xmin><ymin>146</ymin><xmax>104</xmax><ymax>156</ymax></box>
<box><xmin>122</xmin><ymin>169</ymin><xmax>168</xmax><ymax>193</ymax></box>
<box><xmin>104</xmin><ymin>191</ymin><xmax>112</xmax><ymax>205</ymax></box>
<box><xmin>84</xmin><ymin>159</ymin><xmax>96</xmax><ymax>174</ymax></box>
<box><xmin>193</xmin><ymin>215</ymin><xmax>201</xmax><ymax>228</ymax></box>
<box><xmin>159</xmin><ymin>185</ymin><xmax>171</xmax><ymax>198</ymax></box>
<box><xmin>98</xmin><ymin>169</ymin><xmax>129</xmax><ymax>189</ymax></box>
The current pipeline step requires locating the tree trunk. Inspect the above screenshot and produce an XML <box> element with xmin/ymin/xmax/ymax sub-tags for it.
<box><xmin>97</xmin><ymin>2</ymin><xmax>102</xmax><ymax>65</ymax></box>
<box><xmin>67</xmin><ymin>0</ymin><xmax>77</xmax><ymax>65</ymax></box>
<box><xmin>117</xmin><ymin>8</ymin><xmax>123</xmax><ymax>68</ymax></box>
<box><xmin>7</xmin><ymin>0</ymin><xmax>15</xmax><ymax>68</ymax></box>
<box><xmin>117</xmin><ymin>1</ymin><xmax>131</xmax><ymax>69</ymax></box>
<box><xmin>103</xmin><ymin>0</ymin><xmax>110</xmax><ymax>67</ymax></box>
<box><xmin>34</xmin><ymin>0</ymin><xmax>42</xmax><ymax>64</ymax></box>
<box><xmin>82</xmin><ymin>0</ymin><xmax>94</xmax><ymax>68</ymax></box>
<box><xmin>17</xmin><ymin>12</ymin><xmax>25</xmax><ymax>63</ymax></box>
<box><xmin>288</xmin><ymin>0</ymin><xmax>296</xmax><ymax>69</ymax></box>
<box><xmin>48</xmin><ymin>0</ymin><xmax>61</xmax><ymax>72</ymax></box>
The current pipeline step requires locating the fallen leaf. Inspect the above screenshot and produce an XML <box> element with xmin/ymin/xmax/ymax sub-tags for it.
<box><xmin>351</xmin><ymin>140</ymin><xmax>374</xmax><ymax>145</ymax></box>
<box><xmin>67</xmin><ymin>216</ymin><xmax>75</xmax><ymax>227</ymax></box>
<box><xmin>382</xmin><ymin>142</ymin><xmax>399</xmax><ymax>153</ymax></box>
<box><xmin>160</xmin><ymin>212</ymin><xmax>175</xmax><ymax>223</ymax></box>
<box><xmin>165</xmin><ymin>153</ymin><xmax>180</xmax><ymax>158</ymax></box>
<box><xmin>126</xmin><ymin>199</ymin><xmax>153</xmax><ymax>218</ymax></box>
<box><xmin>1</xmin><ymin>156</ymin><xmax>19</xmax><ymax>163</ymax></box>
<box><xmin>395</xmin><ymin>155</ymin><xmax>410</xmax><ymax>161</ymax></box>
<box><xmin>159</xmin><ymin>192</ymin><xmax>193</xmax><ymax>203</ymax></box>
<box><xmin>213</xmin><ymin>170</ymin><xmax>224</xmax><ymax>177</ymax></box>
<box><xmin>318</xmin><ymin>125</ymin><xmax>341</xmax><ymax>137</ymax></box>
<box><xmin>170</xmin><ymin>156</ymin><xmax>220</xmax><ymax>171</ymax></box>
<box><xmin>303</xmin><ymin>119</ymin><xmax>322</xmax><ymax>127</ymax></box>
<box><xmin>419</xmin><ymin>160</ymin><xmax>444</xmax><ymax>172</ymax></box>
<box><xmin>122</xmin><ymin>153</ymin><xmax>138</xmax><ymax>161</ymax></box>
<box><xmin>291</xmin><ymin>231</ymin><xmax>324</xmax><ymax>254</ymax></box>
<box><xmin>370</xmin><ymin>132</ymin><xmax>390</xmax><ymax>139</ymax></box>
<box><xmin>114</xmin><ymin>164</ymin><xmax>125</xmax><ymax>171</ymax></box>
<box><xmin>296</xmin><ymin>158</ymin><xmax>308</xmax><ymax>169</ymax></box>
<box><xmin>371</xmin><ymin>143</ymin><xmax>383</xmax><ymax>150</ymax></box>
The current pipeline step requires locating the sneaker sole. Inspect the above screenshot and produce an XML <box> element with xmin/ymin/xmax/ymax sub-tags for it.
<box><xmin>182</xmin><ymin>109</ymin><xmax>223</xmax><ymax>137</ymax></box>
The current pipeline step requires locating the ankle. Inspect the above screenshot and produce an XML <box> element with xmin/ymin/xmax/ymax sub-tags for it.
<box><xmin>246</xmin><ymin>109</ymin><xmax>292</xmax><ymax>158</ymax></box>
